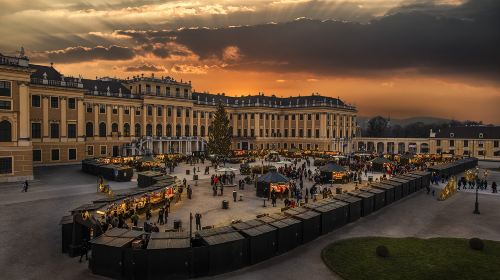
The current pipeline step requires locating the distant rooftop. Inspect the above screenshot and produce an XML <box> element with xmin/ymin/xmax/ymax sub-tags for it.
<box><xmin>434</xmin><ymin>126</ymin><xmax>500</xmax><ymax>139</ymax></box>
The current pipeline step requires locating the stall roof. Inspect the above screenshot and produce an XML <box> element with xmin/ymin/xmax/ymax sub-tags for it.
<box><xmin>59</xmin><ymin>215</ymin><xmax>73</xmax><ymax>225</ymax></box>
<box><xmin>257</xmin><ymin>215</ymin><xmax>277</xmax><ymax>224</ymax></box>
<box><xmin>268</xmin><ymin>213</ymin><xmax>287</xmax><ymax>221</ymax></box>
<box><xmin>71</xmin><ymin>202</ymin><xmax>106</xmax><ymax>213</ymax></box>
<box><xmin>197</xmin><ymin>226</ymin><xmax>235</xmax><ymax>238</ymax></box>
<box><xmin>319</xmin><ymin>162</ymin><xmax>346</xmax><ymax>173</ymax></box>
<box><xmin>150</xmin><ymin>231</ymin><xmax>190</xmax><ymax>239</ymax></box>
<box><xmin>202</xmin><ymin>232</ymin><xmax>245</xmax><ymax>246</ymax></box>
<box><xmin>241</xmin><ymin>224</ymin><xmax>276</xmax><ymax>237</ymax></box>
<box><xmin>104</xmin><ymin>228</ymin><xmax>130</xmax><ymax>237</ymax></box>
<box><xmin>147</xmin><ymin>238</ymin><xmax>190</xmax><ymax>249</ymax></box>
<box><xmin>257</xmin><ymin>171</ymin><xmax>290</xmax><ymax>184</ymax></box>
<box><xmin>370</xmin><ymin>157</ymin><xmax>394</xmax><ymax>164</ymax></box>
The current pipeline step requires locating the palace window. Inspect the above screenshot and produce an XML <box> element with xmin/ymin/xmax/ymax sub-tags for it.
<box><xmin>0</xmin><ymin>81</ymin><xmax>11</xmax><ymax>97</ymax></box>
<box><xmin>68</xmin><ymin>124</ymin><xmax>77</xmax><ymax>138</ymax></box>
<box><xmin>0</xmin><ymin>157</ymin><xmax>13</xmax><ymax>174</ymax></box>
<box><xmin>124</xmin><ymin>123</ymin><xmax>130</xmax><ymax>137</ymax></box>
<box><xmin>0</xmin><ymin>120</ymin><xmax>12</xmax><ymax>141</ymax></box>
<box><xmin>135</xmin><ymin>124</ymin><xmax>141</xmax><ymax>137</ymax></box>
<box><xmin>0</xmin><ymin>100</ymin><xmax>11</xmax><ymax>110</ymax></box>
<box><xmin>86</xmin><ymin>145</ymin><xmax>94</xmax><ymax>156</ymax></box>
<box><xmin>112</xmin><ymin>106</ymin><xmax>118</xmax><ymax>114</ymax></box>
<box><xmin>157</xmin><ymin>106</ymin><xmax>162</xmax><ymax>117</ymax></box>
<box><xmin>31</xmin><ymin>122</ymin><xmax>41</xmax><ymax>139</ymax></box>
<box><xmin>99</xmin><ymin>122</ymin><xmax>106</xmax><ymax>137</ymax></box>
<box><xmin>86</xmin><ymin>104</ymin><xmax>92</xmax><ymax>113</ymax></box>
<box><xmin>86</xmin><ymin>122</ymin><xmax>93</xmax><ymax>137</ymax></box>
<box><xmin>32</xmin><ymin>95</ymin><xmax>41</xmax><ymax>107</ymax></box>
<box><xmin>50</xmin><ymin>97</ymin><xmax>59</xmax><ymax>108</ymax></box>
<box><xmin>99</xmin><ymin>104</ymin><xmax>106</xmax><ymax>114</ymax></box>
<box><xmin>147</xmin><ymin>106</ymin><xmax>153</xmax><ymax>116</ymax></box>
<box><xmin>50</xmin><ymin>123</ymin><xmax>59</xmax><ymax>138</ymax></box>
<box><xmin>100</xmin><ymin>145</ymin><xmax>107</xmax><ymax>155</ymax></box>
<box><xmin>51</xmin><ymin>149</ymin><xmax>60</xmax><ymax>161</ymax></box>
<box><xmin>33</xmin><ymin>150</ymin><xmax>42</xmax><ymax>162</ymax></box>
<box><xmin>176</xmin><ymin>108</ymin><xmax>181</xmax><ymax>117</ymax></box>
<box><xmin>124</xmin><ymin>107</ymin><xmax>130</xmax><ymax>115</ymax></box>
<box><xmin>68</xmin><ymin>98</ymin><xmax>76</xmax><ymax>109</ymax></box>
<box><xmin>68</xmin><ymin>148</ymin><xmax>77</xmax><ymax>160</ymax></box>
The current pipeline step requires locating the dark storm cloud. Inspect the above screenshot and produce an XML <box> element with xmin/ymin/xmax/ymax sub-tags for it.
<box><xmin>133</xmin><ymin>0</ymin><xmax>500</xmax><ymax>78</ymax></box>
<box><xmin>124</xmin><ymin>64</ymin><xmax>164</xmax><ymax>72</ymax></box>
<box><xmin>46</xmin><ymin>45</ymin><xmax>135</xmax><ymax>63</ymax></box>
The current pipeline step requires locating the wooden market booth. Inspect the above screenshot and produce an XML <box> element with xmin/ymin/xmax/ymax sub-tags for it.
<box><xmin>256</xmin><ymin>171</ymin><xmax>291</xmax><ymax>198</ymax></box>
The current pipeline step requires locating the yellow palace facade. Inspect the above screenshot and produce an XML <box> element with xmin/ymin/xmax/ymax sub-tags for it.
<box><xmin>0</xmin><ymin>52</ymin><xmax>357</xmax><ymax>182</ymax></box>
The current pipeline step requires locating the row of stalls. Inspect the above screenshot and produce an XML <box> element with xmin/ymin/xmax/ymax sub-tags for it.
<box><xmin>75</xmin><ymin>158</ymin><xmax>478</xmax><ymax>280</ymax></box>
<box><xmin>427</xmin><ymin>157</ymin><xmax>478</xmax><ymax>177</ymax></box>
<box><xmin>60</xmin><ymin>180</ymin><xmax>180</xmax><ymax>259</ymax></box>
<box><xmin>82</xmin><ymin>159</ymin><xmax>134</xmax><ymax>182</ymax></box>
<box><xmin>81</xmin><ymin>170</ymin><xmax>434</xmax><ymax>280</ymax></box>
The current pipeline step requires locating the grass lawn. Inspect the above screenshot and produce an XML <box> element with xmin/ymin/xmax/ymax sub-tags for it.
<box><xmin>321</xmin><ymin>237</ymin><xmax>500</xmax><ymax>280</ymax></box>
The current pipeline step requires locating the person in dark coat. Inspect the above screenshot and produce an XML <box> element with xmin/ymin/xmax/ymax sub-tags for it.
<box><xmin>187</xmin><ymin>185</ymin><xmax>192</xmax><ymax>199</ymax></box>
<box><xmin>195</xmin><ymin>213</ymin><xmax>202</xmax><ymax>230</ymax></box>
<box><xmin>79</xmin><ymin>239</ymin><xmax>89</xmax><ymax>262</ymax></box>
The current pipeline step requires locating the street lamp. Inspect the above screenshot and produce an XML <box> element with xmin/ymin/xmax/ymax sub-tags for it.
<box><xmin>473</xmin><ymin>167</ymin><xmax>480</xmax><ymax>215</ymax></box>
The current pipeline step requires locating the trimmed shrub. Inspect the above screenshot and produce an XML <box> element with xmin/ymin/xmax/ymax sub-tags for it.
<box><xmin>376</xmin><ymin>245</ymin><xmax>390</xmax><ymax>258</ymax></box>
<box><xmin>469</xmin><ymin>238</ymin><xmax>484</xmax><ymax>251</ymax></box>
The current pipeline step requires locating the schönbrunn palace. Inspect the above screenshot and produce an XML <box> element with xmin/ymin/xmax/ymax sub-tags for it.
<box><xmin>0</xmin><ymin>52</ymin><xmax>357</xmax><ymax>182</ymax></box>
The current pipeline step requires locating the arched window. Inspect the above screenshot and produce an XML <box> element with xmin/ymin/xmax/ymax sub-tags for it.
<box><xmin>166</xmin><ymin>124</ymin><xmax>172</xmax><ymax>137</ymax></box>
<box><xmin>185</xmin><ymin>125</ymin><xmax>190</xmax><ymax>137</ymax></box>
<box><xmin>200</xmin><ymin>125</ymin><xmax>205</xmax><ymax>137</ymax></box>
<box><xmin>208</xmin><ymin>126</ymin><xmax>212</xmax><ymax>135</ymax></box>
<box><xmin>85</xmin><ymin>122</ymin><xmax>93</xmax><ymax>138</ymax></box>
<box><xmin>99</xmin><ymin>122</ymin><xmax>106</xmax><ymax>137</ymax></box>
<box><xmin>193</xmin><ymin>125</ymin><xmax>197</xmax><ymax>137</ymax></box>
<box><xmin>123</xmin><ymin>123</ymin><xmax>130</xmax><ymax>137</ymax></box>
<box><xmin>135</xmin><ymin>123</ymin><xmax>141</xmax><ymax>137</ymax></box>
<box><xmin>111</xmin><ymin>123</ymin><xmax>118</xmax><ymax>133</ymax></box>
<box><xmin>156</xmin><ymin>124</ymin><xmax>162</xmax><ymax>137</ymax></box>
<box><xmin>0</xmin><ymin>120</ymin><xmax>12</xmax><ymax>142</ymax></box>
<box><xmin>176</xmin><ymin>124</ymin><xmax>181</xmax><ymax>137</ymax></box>
<box><xmin>146</xmin><ymin>124</ymin><xmax>152</xmax><ymax>137</ymax></box>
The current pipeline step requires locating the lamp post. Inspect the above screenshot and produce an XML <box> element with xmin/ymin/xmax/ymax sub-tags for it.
<box><xmin>473</xmin><ymin>167</ymin><xmax>480</xmax><ymax>215</ymax></box>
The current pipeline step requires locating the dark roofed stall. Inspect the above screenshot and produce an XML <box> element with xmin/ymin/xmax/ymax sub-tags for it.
<box><xmin>240</xmin><ymin>224</ymin><xmax>278</xmax><ymax>264</ymax></box>
<box><xmin>286</xmin><ymin>210</ymin><xmax>321</xmax><ymax>243</ymax></box>
<box><xmin>200</xmin><ymin>231</ymin><xmax>249</xmax><ymax>276</ymax></box>
<box><xmin>268</xmin><ymin>217</ymin><xmax>302</xmax><ymax>254</ymax></box>
<box><xmin>371</xmin><ymin>182</ymin><xmax>396</xmax><ymax>205</ymax></box>
<box><xmin>381</xmin><ymin>180</ymin><xmax>403</xmax><ymax>201</ymax></box>
<box><xmin>332</xmin><ymin>194</ymin><xmax>362</xmax><ymax>222</ymax></box>
<box><xmin>347</xmin><ymin>190</ymin><xmax>375</xmax><ymax>216</ymax></box>
<box><xmin>319</xmin><ymin>162</ymin><xmax>350</xmax><ymax>183</ymax></box>
<box><xmin>361</xmin><ymin>187</ymin><xmax>386</xmax><ymax>211</ymax></box>
<box><xmin>146</xmin><ymin>232</ymin><xmax>191</xmax><ymax>280</ymax></box>
<box><xmin>256</xmin><ymin>171</ymin><xmax>291</xmax><ymax>198</ymax></box>
<box><xmin>89</xmin><ymin>229</ymin><xmax>144</xmax><ymax>279</ymax></box>
<box><xmin>387</xmin><ymin>177</ymin><xmax>410</xmax><ymax>197</ymax></box>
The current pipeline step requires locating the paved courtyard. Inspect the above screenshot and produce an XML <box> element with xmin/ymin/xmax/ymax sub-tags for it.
<box><xmin>0</xmin><ymin>160</ymin><xmax>499</xmax><ymax>280</ymax></box>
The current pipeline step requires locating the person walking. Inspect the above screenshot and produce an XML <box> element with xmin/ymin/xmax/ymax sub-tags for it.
<box><xmin>79</xmin><ymin>239</ymin><xmax>89</xmax><ymax>263</ymax></box>
<box><xmin>131</xmin><ymin>211</ymin><xmax>139</xmax><ymax>227</ymax></box>
<box><xmin>187</xmin><ymin>185</ymin><xmax>192</xmax><ymax>199</ymax></box>
<box><xmin>195</xmin><ymin>212</ymin><xmax>202</xmax><ymax>230</ymax></box>
<box><xmin>22</xmin><ymin>180</ymin><xmax>29</xmax><ymax>192</ymax></box>
<box><xmin>158</xmin><ymin>207</ymin><xmax>164</xmax><ymax>225</ymax></box>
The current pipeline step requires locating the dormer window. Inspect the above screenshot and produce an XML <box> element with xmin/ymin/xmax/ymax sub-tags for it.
<box><xmin>449</xmin><ymin>133</ymin><xmax>454</xmax><ymax>138</ymax></box>
<box><xmin>479</xmin><ymin>133</ymin><xmax>483</xmax><ymax>138</ymax></box>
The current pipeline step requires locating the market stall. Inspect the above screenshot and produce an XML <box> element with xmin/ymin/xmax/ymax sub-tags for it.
<box><xmin>147</xmin><ymin>232</ymin><xmax>191</xmax><ymax>280</ymax></box>
<box><xmin>360</xmin><ymin>187</ymin><xmax>386</xmax><ymax>211</ymax></box>
<box><xmin>319</xmin><ymin>162</ymin><xmax>349</xmax><ymax>183</ymax></box>
<box><xmin>268</xmin><ymin>218</ymin><xmax>302</xmax><ymax>254</ymax></box>
<box><xmin>370</xmin><ymin>157</ymin><xmax>395</xmax><ymax>172</ymax></box>
<box><xmin>332</xmin><ymin>194</ymin><xmax>362</xmax><ymax>222</ymax></box>
<box><xmin>381</xmin><ymin>180</ymin><xmax>403</xmax><ymax>200</ymax></box>
<box><xmin>347</xmin><ymin>190</ymin><xmax>375</xmax><ymax>217</ymax></box>
<box><xmin>240</xmin><ymin>224</ymin><xmax>278</xmax><ymax>265</ymax></box>
<box><xmin>89</xmin><ymin>229</ymin><xmax>144</xmax><ymax>279</ymax></box>
<box><xmin>256</xmin><ymin>171</ymin><xmax>291</xmax><ymax>198</ymax></box>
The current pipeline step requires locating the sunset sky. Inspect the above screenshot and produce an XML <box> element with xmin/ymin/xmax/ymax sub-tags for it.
<box><xmin>1</xmin><ymin>0</ymin><xmax>499</xmax><ymax>123</ymax></box>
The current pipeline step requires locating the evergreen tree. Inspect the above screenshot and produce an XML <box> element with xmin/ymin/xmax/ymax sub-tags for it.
<box><xmin>207</xmin><ymin>102</ymin><xmax>232</xmax><ymax>157</ymax></box>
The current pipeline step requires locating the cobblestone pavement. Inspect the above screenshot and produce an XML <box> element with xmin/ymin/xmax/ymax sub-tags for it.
<box><xmin>0</xmin><ymin>161</ymin><xmax>498</xmax><ymax>280</ymax></box>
